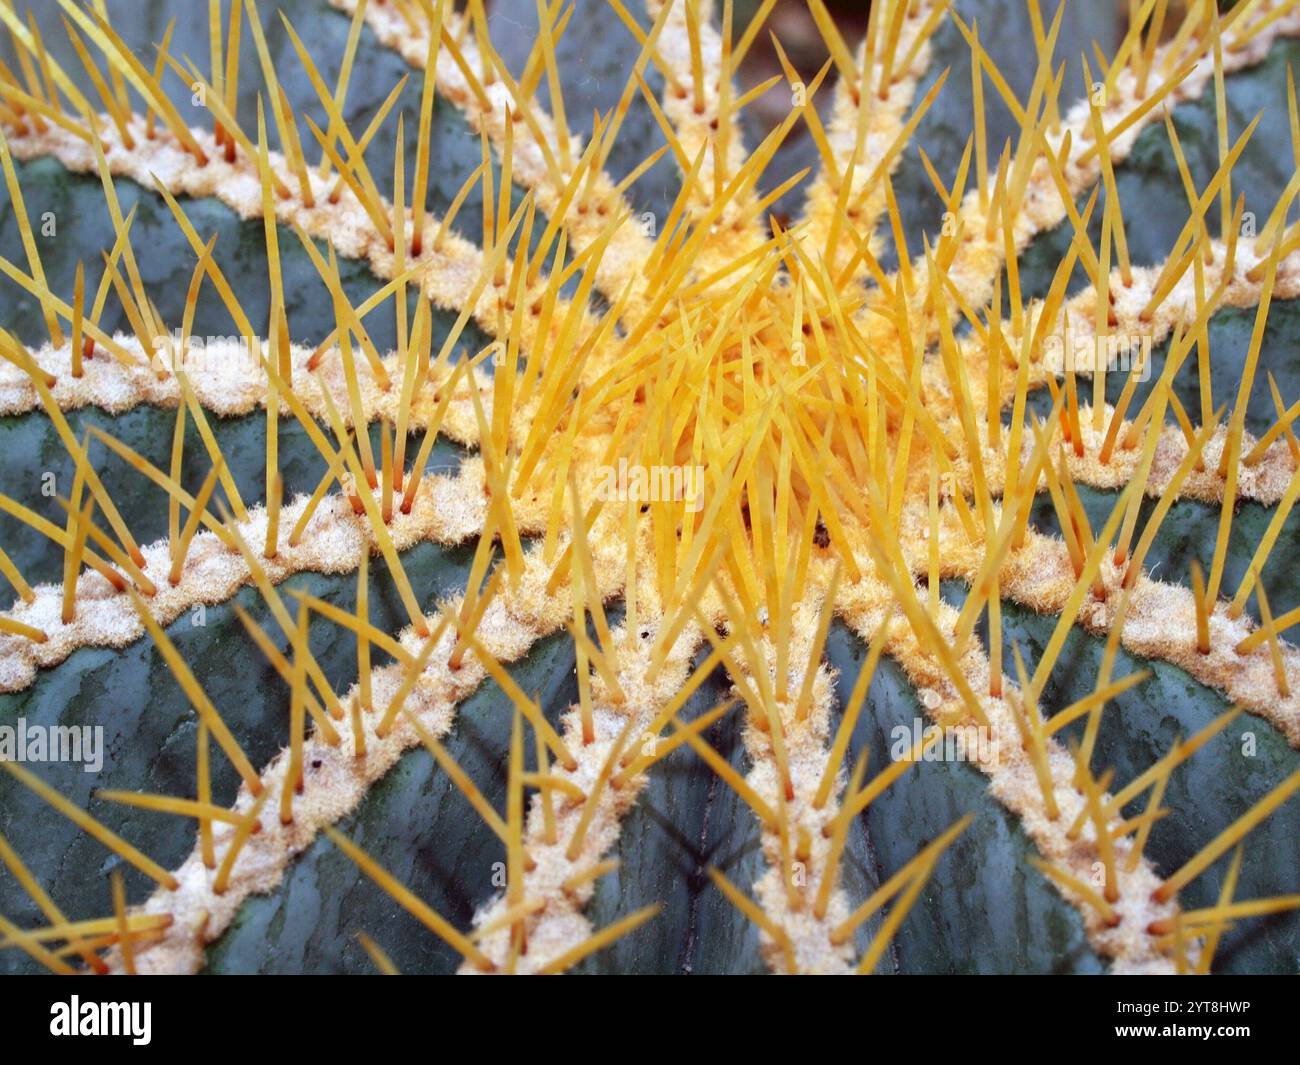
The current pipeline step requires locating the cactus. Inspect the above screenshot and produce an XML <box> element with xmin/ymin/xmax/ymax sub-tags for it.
<box><xmin>0</xmin><ymin>0</ymin><xmax>1298</xmax><ymax>976</ymax></box>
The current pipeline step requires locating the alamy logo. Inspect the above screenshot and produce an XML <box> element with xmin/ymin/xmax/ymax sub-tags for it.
<box><xmin>150</xmin><ymin>329</ymin><xmax>261</xmax><ymax>381</ymax></box>
<box><xmin>1040</xmin><ymin>328</ymin><xmax>1152</xmax><ymax>381</ymax></box>
<box><xmin>50</xmin><ymin>997</ymin><xmax>151</xmax><ymax>1045</ymax></box>
<box><xmin>0</xmin><ymin>718</ymin><xmax>104</xmax><ymax>772</ymax></box>
<box><xmin>890</xmin><ymin>718</ymin><xmax>998</xmax><ymax>765</ymax></box>
<box><xmin>594</xmin><ymin>460</ymin><xmax>706</xmax><ymax>513</ymax></box>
